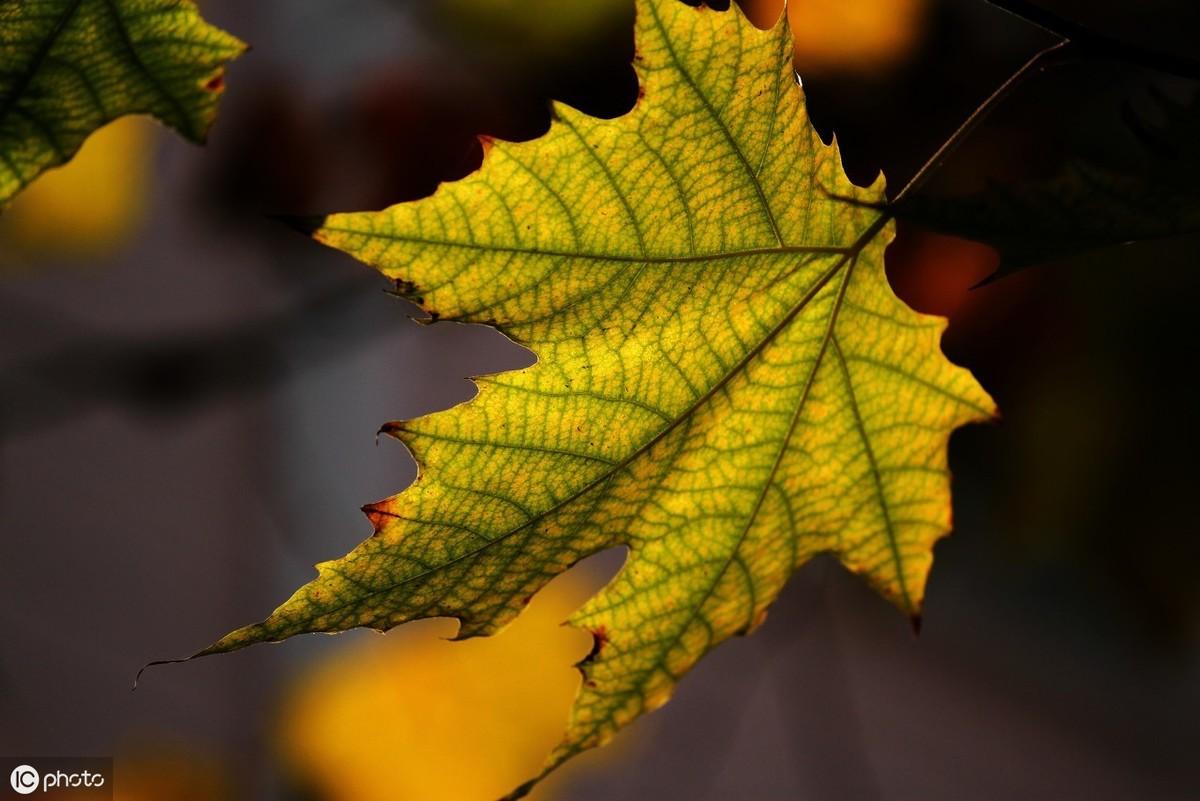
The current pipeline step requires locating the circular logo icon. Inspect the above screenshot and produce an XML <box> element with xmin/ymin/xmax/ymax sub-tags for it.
<box><xmin>10</xmin><ymin>765</ymin><xmax>39</xmax><ymax>795</ymax></box>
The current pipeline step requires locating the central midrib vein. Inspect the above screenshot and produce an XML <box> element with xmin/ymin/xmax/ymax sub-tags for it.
<box><xmin>222</xmin><ymin>213</ymin><xmax>891</xmax><ymax>640</ymax></box>
<box><xmin>319</xmin><ymin>225</ymin><xmax>852</xmax><ymax>266</ymax></box>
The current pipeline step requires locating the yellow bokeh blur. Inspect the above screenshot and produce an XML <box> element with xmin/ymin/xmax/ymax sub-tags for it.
<box><xmin>114</xmin><ymin>752</ymin><xmax>233</xmax><ymax>801</ymax></box>
<box><xmin>280</xmin><ymin>559</ymin><xmax>619</xmax><ymax>801</ymax></box>
<box><xmin>741</xmin><ymin>0</ymin><xmax>927</xmax><ymax>71</ymax></box>
<box><xmin>44</xmin><ymin>751</ymin><xmax>231</xmax><ymax>801</ymax></box>
<box><xmin>0</xmin><ymin>116</ymin><xmax>154</xmax><ymax>263</ymax></box>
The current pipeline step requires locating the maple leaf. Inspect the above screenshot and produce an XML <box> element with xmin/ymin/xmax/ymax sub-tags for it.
<box><xmin>0</xmin><ymin>0</ymin><xmax>245</xmax><ymax>205</ymax></box>
<box><xmin>193</xmin><ymin>0</ymin><xmax>994</xmax><ymax>794</ymax></box>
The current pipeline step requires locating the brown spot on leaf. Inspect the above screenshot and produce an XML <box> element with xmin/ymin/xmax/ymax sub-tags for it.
<box><xmin>746</xmin><ymin>608</ymin><xmax>770</xmax><ymax>635</ymax></box>
<box><xmin>378</xmin><ymin>421</ymin><xmax>406</xmax><ymax>438</ymax></box>
<box><xmin>362</xmin><ymin>501</ymin><xmax>399</xmax><ymax>531</ymax></box>
<box><xmin>580</xmin><ymin>625</ymin><xmax>609</xmax><ymax>664</ymax></box>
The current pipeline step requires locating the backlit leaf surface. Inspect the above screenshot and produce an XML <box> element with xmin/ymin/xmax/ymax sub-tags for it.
<box><xmin>0</xmin><ymin>0</ymin><xmax>244</xmax><ymax>204</ymax></box>
<box><xmin>205</xmin><ymin>2</ymin><xmax>993</xmax><ymax>794</ymax></box>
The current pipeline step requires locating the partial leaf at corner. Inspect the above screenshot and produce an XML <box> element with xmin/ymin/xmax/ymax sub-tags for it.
<box><xmin>0</xmin><ymin>0</ymin><xmax>245</xmax><ymax>204</ymax></box>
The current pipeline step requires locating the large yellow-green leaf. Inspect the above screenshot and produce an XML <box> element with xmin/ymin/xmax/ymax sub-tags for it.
<box><xmin>201</xmin><ymin>0</ymin><xmax>993</xmax><ymax>794</ymax></box>
<box><xmin>0</xmin><ymin>0</ymin><xmax>245</xmax><ymax>204</ymax></box>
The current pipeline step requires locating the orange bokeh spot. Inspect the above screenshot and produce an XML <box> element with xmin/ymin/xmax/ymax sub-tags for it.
<box><xmin>739</xmin><ymin>0</ymin><xmax>927</xmax><ymax>71</ymax></box>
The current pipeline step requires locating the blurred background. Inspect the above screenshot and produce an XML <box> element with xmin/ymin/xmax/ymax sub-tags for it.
<box><xmin>1</xmin><ymin>0</ymin><xmax>1197</xmax><ymax>799</ymax></box>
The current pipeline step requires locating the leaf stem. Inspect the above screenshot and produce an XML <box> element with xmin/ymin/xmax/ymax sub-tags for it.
<box><xmin>891</xmin><ymin>39</ymin><xmax>1070</xmax><ymax>205</ymax></box>
<box><xmin>895</xmin><ymin>0</ymin><xmax>1200</xmax><ymax>206</ymax></box>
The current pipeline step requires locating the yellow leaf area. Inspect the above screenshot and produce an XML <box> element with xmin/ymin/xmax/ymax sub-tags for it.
<box><xmin>282</xmin><ymin>560</ymin><xmax>616</xmax><ymax>801</ymax></box>
<box><xmin>0</xmin><ymin>0</ymin><xmax>245</xmax><ymax>205</ymax></box>
<box><xmin>203</xmin><ymin>1</ymin><xmax>994</xmax><ymax>796</ymax></box>
<box><xmin>0</xmin><ymin>116</ymin><xmax>152</xmax><ymax>260</ymax></box>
